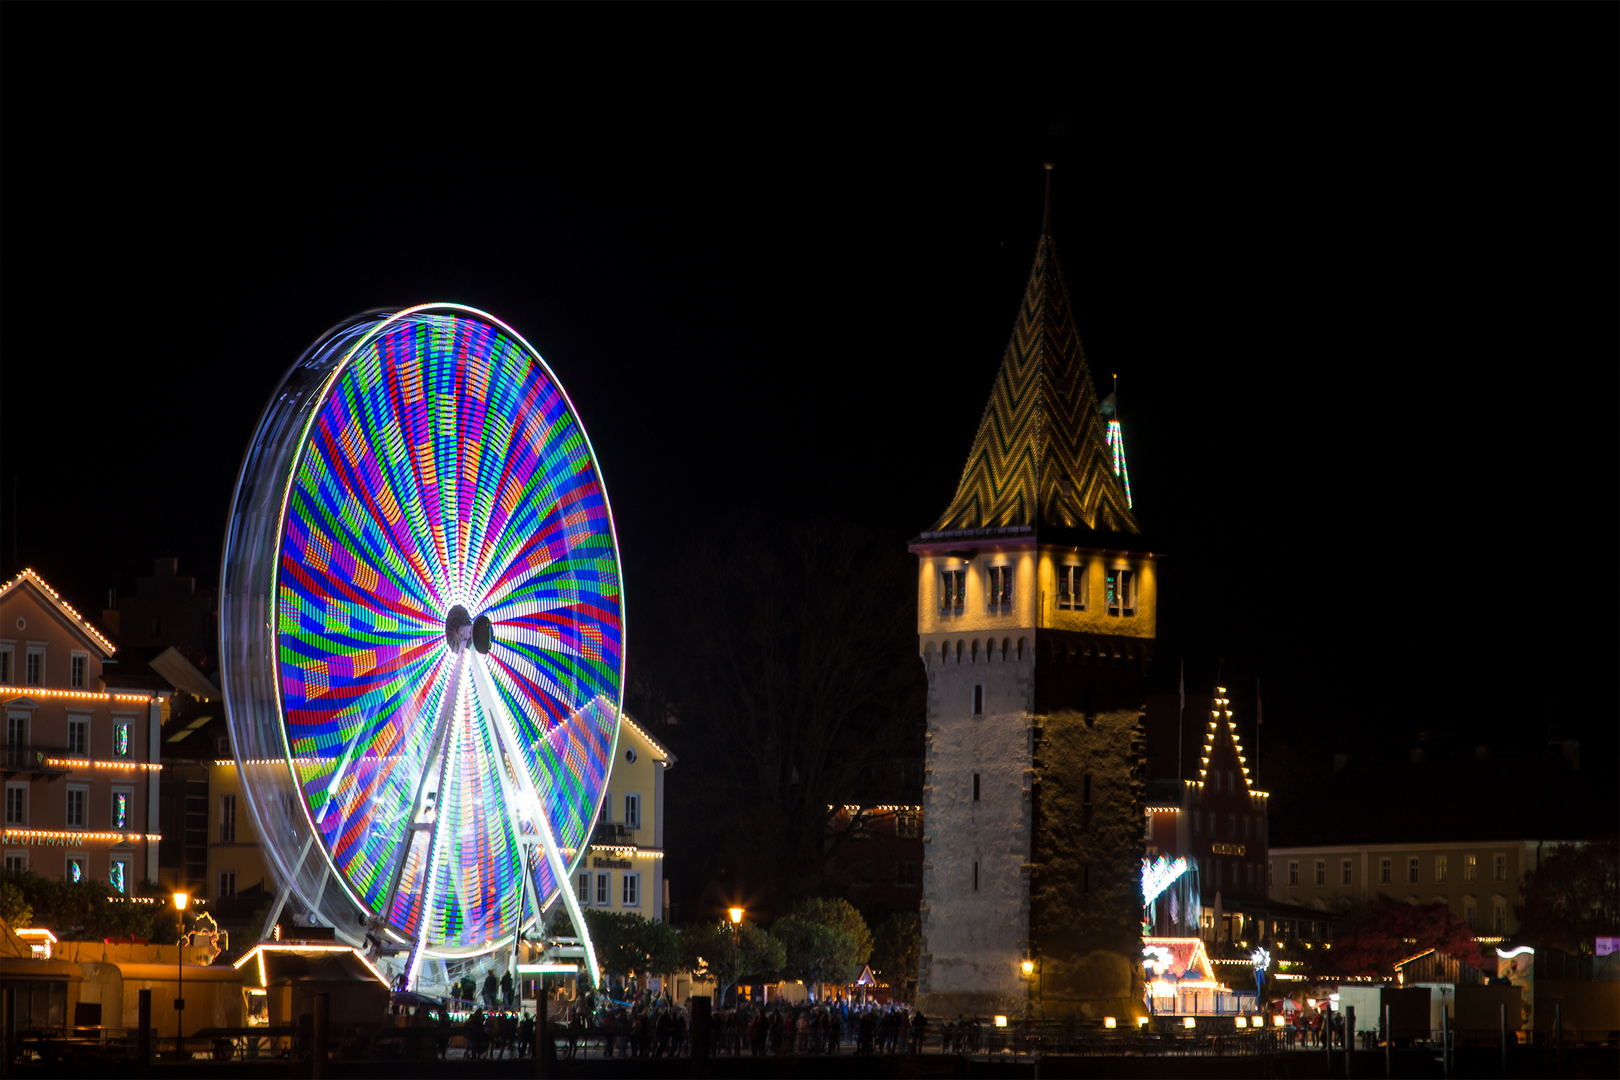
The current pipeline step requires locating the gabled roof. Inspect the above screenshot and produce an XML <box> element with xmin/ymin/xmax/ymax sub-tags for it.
<box><xmin>0</xmin><ymin>568</ymin><xmax>116</xmax><ymax>657</ymax></box>
<box><xmin>930</xmin><ymin>170</ymin><xmax>1138</xmax><ymax>536</ymax></box>
<box><xmin>621</xmin><ymin>711</ymin><xmax>676</xmax><ymax>766</ymax></box>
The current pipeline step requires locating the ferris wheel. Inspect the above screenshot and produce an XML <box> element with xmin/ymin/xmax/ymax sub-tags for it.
<box><xmin>220</xmin><ymin>304</ymin><xmax>621</xmax><ymax>988</ymax></box>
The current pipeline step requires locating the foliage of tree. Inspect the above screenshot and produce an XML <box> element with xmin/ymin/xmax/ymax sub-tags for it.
<box><xmin>784</xmin><ymin>897</ymin><xmax>871</xmax><ymax>982</ymax></box>
<box><xmin>0</xmin><ymin>871</ymin><xmax>178</xmax><ymax>943</ymax></box>
<box><xmin>632</xmin><ymin>516</ymin><xmax>926</xmax><ymax>912</ymax></box>
<box><xmin>1515</xmin><ymin>836</ymin><xmax>1620</xmax><ymax>952</ymax></box>
<box><xmin>773</xmin><ymin>915</ymin><xmax>855</xmax><ymax>986</ymax></box>
<box><xmin>1323</xmin><ymin>897</ymin><xmax>1485</xmax><ymax>976</ymax></box>
<box><xmin>680</xmin><ymin>919</ymin><xmax>784</xmax><ymax>984</ymax></box>
<box><xmin>870</xmin><ymin>911</ymin><xmax>921</xmax><ymax>992</ymax></box>
<box><xmin>582</xmin><ymin>909</ymin><xmax>683</xmax><ymax>977</ymax></box>
<box><xmin>0</xmin><ymin>880</ymin><xmax>33</xmax><ymax>928</ymax></box>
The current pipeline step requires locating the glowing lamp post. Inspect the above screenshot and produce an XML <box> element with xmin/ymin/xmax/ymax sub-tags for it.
<box><xmin>172</xmin><ymin>892</ymin><xmax>189</xmax><ymax>1057</ymax></box>
<box><xmin>728</xmin><ymin>908</ymin><xmax>744</xmax><ymax>1008</ymax></box>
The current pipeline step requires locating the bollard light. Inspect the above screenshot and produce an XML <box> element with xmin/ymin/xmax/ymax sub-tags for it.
<box><xmin>994</xmin><ymin>1015</ymin><xmax>1008</xmax><ymax>1028</ymax></box>
<box><xmin>1235</xmin><ymin>1016</ymin><xmax>1247</xmax><ymax>1028</ymax></box>
<box><xmin>1183</xmin><ymin>1016</ymin><xmax>1197</xmax><ymax>1029</ymax></box>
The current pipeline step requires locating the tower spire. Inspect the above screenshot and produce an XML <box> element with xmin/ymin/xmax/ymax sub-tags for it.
<box><xmin>1042</xmin><ymin>161</ymin><xmax>1054</xmax><ymax>236</ymax></box>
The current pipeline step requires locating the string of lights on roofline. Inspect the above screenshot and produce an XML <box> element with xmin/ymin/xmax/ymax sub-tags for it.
<box><xmin>2</xmin><ymin>569</ymin><xmax>120</xmax><ymax>654</ymax></box>
<box><xmin>1</xmin><ymin>688</ymin><xmax>161</xmax><ymax>704</ymax></box>
<box><xmin>2</xmin><ymin>829</ymin><xmax>161</xmax><ymax>844</ymax></box>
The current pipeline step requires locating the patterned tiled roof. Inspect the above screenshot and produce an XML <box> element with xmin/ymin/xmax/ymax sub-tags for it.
<box><xmin>931</xmin><ymin>176</ymin><xmax>1138</xmax><ymax>535</ymax></box>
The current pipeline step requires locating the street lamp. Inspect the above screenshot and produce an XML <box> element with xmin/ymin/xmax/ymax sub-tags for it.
<box><xmin>727</xmin><ymin>908</ymin><xmax>744</xmax><ymax>1009</ymax></box>
<box><xmin>172</xmin><ymin>892</ymin><xmax>189</xmax><ymax>1058</ymax></box>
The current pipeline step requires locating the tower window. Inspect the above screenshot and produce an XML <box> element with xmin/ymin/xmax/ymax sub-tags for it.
<box><xmin>972</xmin><ymin>773</ymin><xmax>980</xmax><ymax>802</ymax></box>
<box><xmin>1057</xmin><ymin>564</ymin><xmax>1087</xmax><ymax>611</ymax></box>
<box><xmin>1105</xmin><ymin>568</ymin><xmax>1137</xmax><ymax>617</ymax></box>
<box><xmin>972</xmin><ymin>684</ymin><xmax>984</xmax><ymax>717</ymax></box>
<box><xmin>986</xmin><ymin>565</ymin><xmax>1013</xmax><ymax>610</ymax></box>
<box><xmin>972</xmin><ymin>861</ymin><xmax>979</xmax><ymax>891</ymax></box>
<box><xmin>1082</xmin><ymin>774</ymin><xmax>1092</xmax><ymax>806</ymax></box>
<box><xmin>940</xmin><ymin>569</ymin><xmax>966</xmax><ymax>614</ymax></box>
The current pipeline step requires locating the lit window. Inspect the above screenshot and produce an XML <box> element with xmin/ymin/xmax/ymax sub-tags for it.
<box><xmin>1380</xmin><ymin>858</ymin><xmax>1392</xmax><ymax>884</ymax></box>
<box><xmin>1464</xmin><ymin>854</ymin><xmax>1476</xmax><ymax>882</ymax></box>
<box><xmin>939</xmin><ymin>569</ymin><xmax>965</xmax><ymax>614</ymax></box>
<box><xmin>595</xmin><ymin>872</ymin><xmax>610</xmax><ymax>906</ymax></box>
<box><xmin>220</xmin><ymin>795</ymin><xmax>236</xmax><ymax>843</ymax></box>
<box><xmin>70</xmin><ymin>654</ymin><xmax>88</xmax><ymax>689</ymax></box>
<box><xmin>1493</xmin><ymin>854</ymin><xmax>1507</xmax><ymax>882</ymax></box>
<box><xmin>1105</xmin><ymin>568</ymin><xmax>1137</xmax><ymax>617</ymax></box>
<box><xmin>1341</xmin><ymin>859</ymin><xmax>1353</xmax><ymax>885</ymax></box>
<box><xmin>985</xmin><ymin>565</ymin><xmax>1014</xmax><ymax>610</ymax></box>
<box><xmin>1056</xmin><ymin>564</ymin><xmax>1087</xmax><ymax>611</ymax></box>
<box><xmin>623</xmin><ymin>794</ymin><xmax>640</xmax><ymax>829</ymax></box>
<box><xmin>66</xmin><ymin>786</ymin><xmax>87</xmax><ymax>828</ymax></box>
<box><xmin>622</xmin><ymin>872</ymin><xmax>640</xmax><ymax>907</ymax></box>
<box><xmin>113</xmin><ymin>723</ymin><xmax>130</xmax><ymax>757</ymax></box>
<box><xmin>1435</xmin><ymin>855</ymin><xmax>1448</xmax><ymax>884</ymax></box>
<box><xmin>68</xmin><ymin>718</ymin><xmax>88</xmax><ymax>757</ymax></box>
<box><xmin>1288</xmin><ymin>861</ymin><xmax>1299</xmax><ymax>886</ymax></box>
<box><xmin>1407</xmin><ymin>857</ymin><xmax>1420</xmax><ymax>884</ymax></box>
<box><xmin>1314</xmin><ymin>860</ymin><xmax>1326</xmax><ymax>886</ymax></box>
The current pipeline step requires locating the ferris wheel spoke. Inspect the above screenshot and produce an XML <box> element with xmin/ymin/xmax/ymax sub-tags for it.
<box><xmin>469</xmin><ymin>653</ymin><xmax>602</xmax><ymax>988</ymax></box>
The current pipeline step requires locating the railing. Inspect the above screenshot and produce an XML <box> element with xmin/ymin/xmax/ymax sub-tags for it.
<box><xmin>2</xmin><ymin>744</ymin><xmax>70</xmax><ymax>773</ymax></box>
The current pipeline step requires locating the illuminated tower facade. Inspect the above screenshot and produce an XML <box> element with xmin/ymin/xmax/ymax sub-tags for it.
<box><xmin>911</xmin><ymin>169</ymin><xmax>1156</xmax><ymax>1021</ymax></box>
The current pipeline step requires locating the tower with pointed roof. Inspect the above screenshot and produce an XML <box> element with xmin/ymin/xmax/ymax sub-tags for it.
<box><xmin>910</xmin><ymin>166</ymin><xmax>1155</xmax><ymax>1021</ymax></box>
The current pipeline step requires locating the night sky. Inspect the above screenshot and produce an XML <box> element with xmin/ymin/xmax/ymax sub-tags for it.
<box><xmin>4</xmin><ymin>9</ymin><xmax>1616</xmax><ymax>773</ymax></box>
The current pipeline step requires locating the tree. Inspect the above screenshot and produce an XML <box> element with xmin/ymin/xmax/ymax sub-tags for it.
<box><xmin>786</xmin><ymin>897</ymin><xmax>872</xmax><ymax>982</ymax></box>
<box><xmin>680</xmin><ymin>919</ymin><xmax>784</xmax><ymax>986</ymax></box>
<box><xmin>0</xmin><ymin>880</ymin><xmax>33</xmax><ymax>928</ymax></box>
<box><xmin>582</xmin><ymin>910</ymin><xmax>682</xmax><ymax>980</ymax></box>
<box><xmin>870</xmin><ymin>911</ymin><xmax>920</xmax><ymax>996</ymax></box>
<box><xmin>773</xmin><ymin>915</ymin><xmax>855</xmax><ymax>987</ymax></box>
<box><xmin>1325</xmin><ymin>897</ymin><xmax>1485</xmax><ymax>977</ymax></box>
<box><xmin>1516</xmin><ymin>836</ymin><xmax>1620</xmax><ymax>952</ymax></box>
<box><xmin>1</xmin><ymin>870</ymin><xmax>174</xmax><ymax>943</ymax></box>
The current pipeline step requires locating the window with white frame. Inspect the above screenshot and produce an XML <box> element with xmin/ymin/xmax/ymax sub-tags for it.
<box><xmin>1314</xmin><ymin>859</ymin><xmax>1326</xmax><ymax>885</ymax></box>
<box><xmin>1056</xmin><ymin>564</ymin><xmax>1087</xmax><ymax>610</ymax></box>
<box><xmin>1493</xmin><ymin>853</ymin><xmax>1507</xmax><ymax>882</ymax></box>
<box><xmin>1435</xmin><ymin>855</ymin><xmax>1448</xmax><ymax>883</ymax></box>
<box><xmin>1493</xmin><ymin>896</ymin><xmax>1507</xmax><ymax>933</ymax></box>
<box><xmin>0</xmin><ymin>646</ymin><xmax>12</xmax><ymax>685</ymax></box>
<box><xmin>595</xmin><ymin>872</ymin><xmax>610</xmax><ymax>906</ymax></box>
<box><xmin>68</xmin><ymin>717</ymin><xmax>89</xmax><ymax>757</ymax></box>
<box><xmin>7</xmin><ymin>712</ymin><xmax>27</xmax><ymax>751</ymax></box>
<box><xmin>576</xmin><ymin>874</ymin><xmax>591</xmax><ymax>904</ymax></box>
<box><xmin>66</xmin><ymin>853</ymin><xmax>86</xmax><ymax>883</ymax></box>
<box><xmin>70</xmin><ymin>652</ymin><xmax>88</xmax><ymax>689</ymax></box>
<box><xmin>1407</xmin><ymin>857</ymin><xmax>1420</xmax><ymax>884</ymax></box>
<box><xmin>623</xmin><ymin>793</ymin><xmax>640</xmax><ymax>830</ymax></box>
<box><xmin>1288</xmin><ymin>860</ymin><xmax>1299</xmax><ymax>886</ymax></box>
<box><xmin>4</xmin><ymin>851</ymin><xmax>26</xmax><ymax>874</ymax></box>
<box><xmin>66</xmin><ymin>785</ymin><xmax>88</xmax><ymax>828</ymax></box>
<box><xmin>1105</xmin><ymin>567</ymin><xmax>1137</xmax><ymax>617</ymax></box>
<box><xmin>113</xmin><ymin>722</ymin><xmax>130</xmax><ymax>758</ymax></box>
<box><xmin>109</xmin><ymin>856</ymin><xmax>131</xmax><ymax>895</ymax></box>
<box><xmin>219</xmin><ymin>871</ymin><xmax>237</xmax><ymax>899</ymax></box>
<box><xmin>939</xmin><ymin>568</ymin><xmax>965</xmax><ymax>614</ymax></box>
<box><xmin>1464</xmin><ymin>853</ymin><xmax>1476</xmax><ymax>882</ymax></box>
<box><xmin>985</xmin><ymin>564</ymin><xmax>1013</xmax><ymax>611</ymax></box>
<box><xmin>622</xmin><ymin>872</ymin><xmax>640</xmax><ymax>907</ymax></box>
<box><xmin>1342</xmin><ymin>859</ymin><xmax>1353</xmax><ymax>885</ymax></box>
<box><xmin>220</xmin><ymin>794</ymin><xmax>236</xmax><ymax>843</ymax></box>
<box><xmin>25</xmin><ymin>647</ymin><xmax>44</xmax><ymax>687</ymax></box>
<box><xmin>5</xmin><ymin>783</ymin><xmax>26</xmax><ymax>826</ymax></box>
<box><xmin>1380</xmin><ymin>858</ymin><xmax>1392</xmax><ymax>884</ymax></box>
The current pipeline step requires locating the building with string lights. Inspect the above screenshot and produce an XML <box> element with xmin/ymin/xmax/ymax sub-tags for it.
<box><xmin>910</xmin><ymin>166</ymin><xmax>1155</xmax><ymax>1022</ymax></box>
<box><xmin>1</xmin><ymin>569</ymin><xmax>164</xmax><ymax>892</ymax></box>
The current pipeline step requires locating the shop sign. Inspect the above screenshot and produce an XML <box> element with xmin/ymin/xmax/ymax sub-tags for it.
<box><xmin>593</xmin><ymin>857</ymin><xmax>632</xmax><ymax>870</ymax></box>
<box><xmin>1212</xmin><ymin>843</ymin><xmax>1246</xmax><ymax>856</ymax></box>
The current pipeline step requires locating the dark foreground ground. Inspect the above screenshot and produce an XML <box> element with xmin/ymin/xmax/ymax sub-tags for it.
<box><xmin>9</xmin><ymin>1047</ymin><xmax>1618</xmax><ymax>1080</ymax></box>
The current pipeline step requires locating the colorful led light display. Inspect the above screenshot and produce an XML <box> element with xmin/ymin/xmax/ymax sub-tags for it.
<box><xmin>1142</xmin><ymin>855</ymin><xmax>1189</xmax><ymax>905</ymax></box>
<box><xmin>261</xmin><ymin>306</ymin><xmax>622</xmax><ymax>958</ymax></box>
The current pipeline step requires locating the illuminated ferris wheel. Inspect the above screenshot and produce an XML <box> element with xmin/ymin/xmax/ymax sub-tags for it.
<box><xmin>220</xmin><ymin>304</ymin><xmax>620</xmax><ymax>988</ymax></box>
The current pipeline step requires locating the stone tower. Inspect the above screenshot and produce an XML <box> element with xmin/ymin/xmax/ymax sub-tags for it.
<box><xmin>911</xmin><ymin>168</ymin><xmax>1156</xmax><ymax>1022</ymax></box>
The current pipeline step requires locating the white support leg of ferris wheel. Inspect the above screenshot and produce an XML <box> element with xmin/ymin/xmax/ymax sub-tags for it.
<box><xmin>480</xmin><ymin>717</ymin><xmax>549</xmax><ymax>947</ymax></box>
<box><xmin>468</xmin><ymin>654</ymin><xmax>602</xmax><ymax>989</ymax></box>
<box><xmin>405</xmin><ymin>685</ymin><xmax>463</xmax><ymax>991</ymax></box>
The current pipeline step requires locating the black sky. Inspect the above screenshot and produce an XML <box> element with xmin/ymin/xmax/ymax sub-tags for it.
<box><xmin>4</xmin><ymin>9</ymin><xmax>1616</xmax><ymax>764</ymax></box>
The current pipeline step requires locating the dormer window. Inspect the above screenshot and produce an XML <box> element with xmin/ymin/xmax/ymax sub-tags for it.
<box><xmin>939</xmin><ymin>569</ymin><xmax>965</xmax><ymax>614</ymax></box>
<box><xmin>1057</xmin><ymin>564</ymin><xmax>1087</xmax><ymax>611</ymax></box>
<box><xmin>1106</xmin><ymin>568</ymin><xmax>1136</xmax><ymax>617</ymax></box>
<box><xmin>985</xmin><ymin>565</ymin><xmax>1013</xmax><ymax>611</ymax></box>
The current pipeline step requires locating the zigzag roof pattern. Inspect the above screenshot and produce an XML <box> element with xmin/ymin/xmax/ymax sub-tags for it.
<box><xmin>931</xmin><ymin>200</ymin><xmax>1138</xmax><ymax>536</ymax></box>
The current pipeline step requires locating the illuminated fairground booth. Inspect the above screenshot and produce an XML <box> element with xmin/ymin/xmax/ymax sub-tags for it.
<box><xmin>1142</xmin><ymin>856</ymin><xmax>1258</xmax><ymax>1019</ymax></box>
<box><xmin>220</xmin><ymin>304</ymin><xmax>622</xmax><ymax>999</ymax></box>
